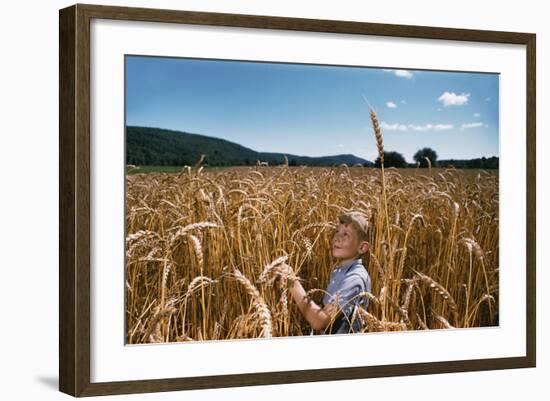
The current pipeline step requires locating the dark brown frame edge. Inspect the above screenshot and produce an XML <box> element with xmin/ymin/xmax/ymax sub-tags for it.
<box><xmin>59</xmin><ymin>3</ymin><xmax>536</xmax><ymax>397</ymax></box>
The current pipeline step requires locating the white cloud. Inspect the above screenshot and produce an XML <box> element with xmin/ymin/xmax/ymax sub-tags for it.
<box><xmin>407</xmin><ymin>123</ymin><xmax>453</xmax><ymax>131</ymax></box>
<box><xmin>474</xmin><ymin>113</ymin><xmax>481</xmax><ymax>118</ymax></box>
<box><xmin>438</xmin><ymin>91</ymin><xmax>470</xmax><ymax>106</ymax></box>
<box><xmin>408</xmin><ymin>124</ymin><xmax>433</xmax><ymax>132</ymax></box>
<box><xmin>461</xmin><ymin>122</ymin><xmax>484</xmax><ymax>130</ymax></box>
<box><xmin>381</xmin><ymin>121</ymin><xmax>408</xmax><ymax>131</ymax></box>
<box><xmin>400</xmin><ymin>100</ymin><xmax>407</xmax><ymax>104</ymax></box>
<box><xmin>386</xmin><ymin>101</ymin><xmax>397</xmax><ymax>108</ymax></box>
<box><xmin>380</xmin><ymin>122</ymin><xmax>453</xmax><ymax>132</ymax></box>
<box><xmin>395</xmin><ymin>70</ymin><xmax>413</xmax><ymax>79</ymax></box>
<box><xmin>383</xmin><ymin>69</ymin><xmax>413</xmax><ymax>79</ymax></box>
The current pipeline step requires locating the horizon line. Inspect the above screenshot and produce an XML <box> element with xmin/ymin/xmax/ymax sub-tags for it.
<box><xmin>126</xmin><ymin>124</ymin><xmax>500</xmax><ymax>162</ymax></box>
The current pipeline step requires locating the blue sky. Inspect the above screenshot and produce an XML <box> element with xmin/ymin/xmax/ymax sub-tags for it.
<box><xmin>126</xmin><ymin>55</ymin><xmax>499</xmax><ymax>163</ymax></box>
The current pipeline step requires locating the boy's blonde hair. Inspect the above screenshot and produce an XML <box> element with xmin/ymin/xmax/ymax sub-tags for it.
<box><xmin>338</xmin><ymin>211</ymin><xmax>369</xmax><ymax>242</ymax></box>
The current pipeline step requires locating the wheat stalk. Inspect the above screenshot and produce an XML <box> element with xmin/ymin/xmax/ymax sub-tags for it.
<box><xmin>232</xmin><ymin>267</ymin><xmax>273</xmax><ymax>338</ymax></box>
<box><xmin>369</xmin><ymin>107</ymin><xmax>392</xmax><ymax>254</ymax></box>
<box><xmin>414</xmin><ymin>270</ymin><xmax>459</xmax><ymax>315</ymax></box>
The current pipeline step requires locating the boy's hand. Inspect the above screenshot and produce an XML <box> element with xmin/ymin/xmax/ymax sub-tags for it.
<box><xmin>271</xmin><ymin>263</ymin><xmax>299</xmax><ymax>285</ymax></box>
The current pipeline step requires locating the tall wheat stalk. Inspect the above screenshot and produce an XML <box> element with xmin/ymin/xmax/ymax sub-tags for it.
<box><xmin>369</xmin><ymin>108</ymin><xmax>391</xmax><ymax>238</ymax></box>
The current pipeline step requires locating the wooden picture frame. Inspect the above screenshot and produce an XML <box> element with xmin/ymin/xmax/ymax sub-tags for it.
<box><xmin>59</xmin><ymin>3</ymin><xmax>536</xmax><ymax>397</ymax></box>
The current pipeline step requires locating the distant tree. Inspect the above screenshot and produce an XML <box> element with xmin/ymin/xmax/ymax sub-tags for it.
<box><xmin>487</xmin><ymin>156</ymin><xmax>499</xmax><ymax>169</ymax></box>
<box><xmin>375</xmin><ymin>151</ymin><xmax>407</xmax><ymax>168</ymax></box>
<box><xmin>413</xmin><ymin>147</ymin><xmax>438</xmax><ymax>167</ymax></box>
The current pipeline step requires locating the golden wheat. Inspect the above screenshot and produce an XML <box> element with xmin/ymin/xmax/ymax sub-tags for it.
<box><xmin>125</xmin><ymin>162</ymin><xmax>499</xmax><ymax>343</ymax></box>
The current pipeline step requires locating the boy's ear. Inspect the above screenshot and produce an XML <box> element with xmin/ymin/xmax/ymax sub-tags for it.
<box><xmin>359</xmin><ymin>241</ymin><xmax>370</xmax><ymax>254</ymax></box>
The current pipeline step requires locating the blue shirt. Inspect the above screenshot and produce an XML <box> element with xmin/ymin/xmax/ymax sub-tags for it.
<box><xmin>321</xmin><ymin>258</ymin><xmax>371</xmax><ymax>334</ymax></box>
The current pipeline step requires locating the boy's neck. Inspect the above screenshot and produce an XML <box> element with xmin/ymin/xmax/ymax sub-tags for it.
<box><xmin>336</xmin><ymin>256</ymin><xmax>361</xmax><ymax>268</ymax></box>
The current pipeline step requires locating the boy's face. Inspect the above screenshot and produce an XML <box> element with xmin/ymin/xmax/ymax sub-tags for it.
<box><xmin>331</xmin><ymin>223</ymin><xmax>368</xmax><ymax>261</ymax></box>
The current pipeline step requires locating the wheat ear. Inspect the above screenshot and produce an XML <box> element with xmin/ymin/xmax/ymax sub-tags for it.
<box><xmin>232</xmin><ymin>267</ymin><xmax>273</xmax><ymax>338</ymax></box>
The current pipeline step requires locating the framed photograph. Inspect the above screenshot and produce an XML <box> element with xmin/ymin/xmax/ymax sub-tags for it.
<box><xmin>59</xmin><ymin>3</ymin><xmax>536</xmax><ymax>397</ymax></box>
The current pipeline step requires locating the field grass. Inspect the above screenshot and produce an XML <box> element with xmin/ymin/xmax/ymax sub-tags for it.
<box><xmin>125</xmin><ymin>164</ymin><xmax>499</xmax><ymax>343</ymax></box>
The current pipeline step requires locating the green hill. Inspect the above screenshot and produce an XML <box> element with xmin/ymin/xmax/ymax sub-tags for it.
<box><xmin>126</xmin><ymin>126</ymin><xmax>372</xmax><ymax>167</ymax></box>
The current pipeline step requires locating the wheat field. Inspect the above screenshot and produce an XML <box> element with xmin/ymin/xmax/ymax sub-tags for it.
<box><xmin>125</xmin><ymin>160</ymin><xmax>499</xmax><ymax>343</ymax></box>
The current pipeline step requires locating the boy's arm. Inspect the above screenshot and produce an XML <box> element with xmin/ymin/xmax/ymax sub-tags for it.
<box><xmin>288</xmin><ymin>278</ymin><xmax>340</xmax><ymax>331</ymax></box>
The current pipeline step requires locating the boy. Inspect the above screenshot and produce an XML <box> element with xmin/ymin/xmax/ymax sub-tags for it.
<box><xmin>275</xmin><ymin>211</ymin><xmax>372</xmax><ymax>334</ymax></box>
